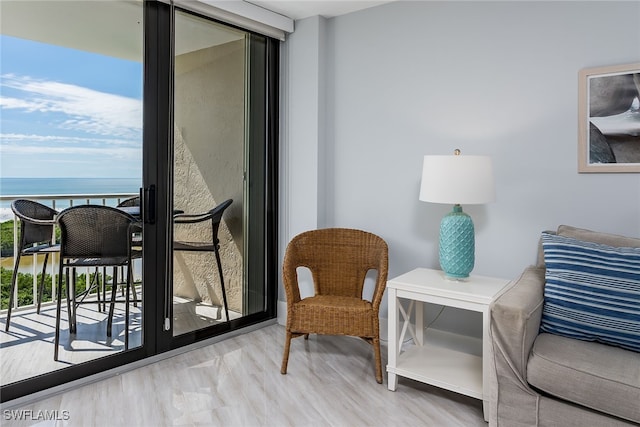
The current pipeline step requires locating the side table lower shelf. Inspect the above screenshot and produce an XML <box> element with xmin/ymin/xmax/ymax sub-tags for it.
<box><xmin>387</xmin><ymin>329</ymin><xmax>483</xmax><ymax>399</ymax></box>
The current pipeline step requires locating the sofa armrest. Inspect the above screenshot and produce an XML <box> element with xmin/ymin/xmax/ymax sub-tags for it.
<box><xmin>491</xmin><ymin>266</ymin><xmax>545</xmax><ymax>375</ymax></box>
<box><xmin>489</xmin><ymin>266</ymin><xmax>546</xmax><ymax>426</ymax></box>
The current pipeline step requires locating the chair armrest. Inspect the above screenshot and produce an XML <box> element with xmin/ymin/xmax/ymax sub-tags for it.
<box><xmin>282</xmin><ymin>252</ymin><xmax>302</xmax><ymax>306</ymax></box>
<box><xmin>370</xmin><ymin>262</ymin><xmax>388</xmax><ymax>313</ymax></box>
<box><xmin>26</xmin><ymin>217</ymin><xmax>56</xmax><ymax>226</ymax></box>
<box><xmin>173</xmin><ymin>212</ymin><xmax>211</xmax><ymax>224</ymax></box>
<box><xmin>490</xmin><ymin>266</ymin><xmax>545</xmax><ymax>382</ymax></box>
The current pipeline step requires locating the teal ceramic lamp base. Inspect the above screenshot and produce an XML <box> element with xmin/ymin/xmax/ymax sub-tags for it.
<box><xmin>439</xmin><ymin>204</ymin><xmax>475</xmax><ymax>279</ymax></box>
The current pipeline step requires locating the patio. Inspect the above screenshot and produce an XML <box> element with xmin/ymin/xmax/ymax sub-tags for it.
<box><xmin>0</xmin><ymin>293</ymin><xmax>142</xmax><ymax>384</ymax></box>
<box><xmin>0</xmin><ymin>193</ymin><xmax>240</xmax><ymax>388</ymax></box>
<box><xmin>0</xmin><ymin>292</ymin><xmax>242</xmax><ymax>385</ymax></box>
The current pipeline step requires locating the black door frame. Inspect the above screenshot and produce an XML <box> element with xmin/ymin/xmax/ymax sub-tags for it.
<box><xmin>0</xmin><ymin>0</ymin><xmax>278</xmax><ymax>403</ymax></box>
<box><xmin>159</xmin><ymin>4</ymin><xmax>279</xmax><ymax>352</ymax></box>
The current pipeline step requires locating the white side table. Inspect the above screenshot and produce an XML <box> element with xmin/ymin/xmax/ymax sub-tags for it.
<box><xmin>386</xmin><ymin>268</ymin><xmax>509</xmax><ymax>421</ymax></box>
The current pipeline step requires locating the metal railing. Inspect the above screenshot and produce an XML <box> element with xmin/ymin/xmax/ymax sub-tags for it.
<box><xmin>0</xmin><ymin>193</ymin><xmax>138</xmax><ymax>313</ymax></box>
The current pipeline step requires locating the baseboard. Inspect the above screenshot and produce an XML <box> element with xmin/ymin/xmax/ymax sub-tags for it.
<box><xmin>277</xmin><ymin>300</ymin><xmax>287</xmax><ymax>325</ymax></box>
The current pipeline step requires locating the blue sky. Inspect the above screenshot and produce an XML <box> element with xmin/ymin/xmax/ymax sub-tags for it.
<box><xmin>0</xmin><ymin>35</ymin><xmax>143</xmax><ymax>178</ymax></box>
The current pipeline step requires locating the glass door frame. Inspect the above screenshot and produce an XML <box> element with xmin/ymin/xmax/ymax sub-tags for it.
<box><xmin>158</xmin><ymin>4</ymin><xmax>279</xmax><ymax>352</ymax></box>
<box><xmin>1</xmin><ymin>0</ymin><xmax>279</xmax><ymax>403</ymax></box>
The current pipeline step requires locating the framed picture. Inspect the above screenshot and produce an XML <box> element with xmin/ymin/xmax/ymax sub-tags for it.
<box><xmin>578</xmin><ymin>63</ymin><xmax>640</xmax><ymax>173</ymax></box>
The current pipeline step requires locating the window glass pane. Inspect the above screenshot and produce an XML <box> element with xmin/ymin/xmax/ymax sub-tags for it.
<box><xmin>0</xmin><ymin>0</ymin><xmax>144</xmax><ymax>385</ymax></box>
<box><xmin>172</xmin><ymin>10</ymin><xmax>246</xmax><ymax>335</ymax></box>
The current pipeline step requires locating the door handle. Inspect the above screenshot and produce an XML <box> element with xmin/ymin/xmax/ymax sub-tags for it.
<box><xmin>142</xmin><ymin>185</ymin><xmax>156</xmax><ymax>224</ymax></box>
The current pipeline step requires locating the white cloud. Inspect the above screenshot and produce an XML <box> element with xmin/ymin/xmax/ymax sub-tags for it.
<box><xmin>1</xmin><ymin>133</ymin><xmax>139</xmax><ymax>146</ymax></box>
<box><xmin>0</xmin><ymin>96</ymin><xmax>48</xmax><ymax>110</ymax></box>
<box><xmin>1</xmin><ymin>74</ymin><xmax>142</xmax><ymax>139</ymax></box>
<box><xmin>0</xmin><ymin>142</ymin><xmax>141</xmax><ymax>160</ymax></box>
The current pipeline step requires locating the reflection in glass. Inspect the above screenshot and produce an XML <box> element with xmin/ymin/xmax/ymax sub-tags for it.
<box><xmin>172</xmin><ymin>11</ymin><xmax>246</xmax><ymax>335</ymax></box>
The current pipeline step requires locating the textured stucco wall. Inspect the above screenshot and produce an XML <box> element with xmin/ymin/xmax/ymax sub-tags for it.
<box><xmin>173</xmin><ymin>38</ymin><xmax>245</xmax><ymax>313</ymax></box>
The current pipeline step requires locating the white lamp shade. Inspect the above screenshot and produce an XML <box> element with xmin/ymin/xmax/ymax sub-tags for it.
<box><xmin>419</xmin><ymin>155</ymin><xmax>495</xmax><ymax>205</ymax></box>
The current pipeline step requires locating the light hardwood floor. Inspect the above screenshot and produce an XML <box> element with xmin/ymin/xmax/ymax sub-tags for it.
<box><xmin>2</xmin><ymin>323</ymin><xmax>486</xmax><ymax>426</ymax></box>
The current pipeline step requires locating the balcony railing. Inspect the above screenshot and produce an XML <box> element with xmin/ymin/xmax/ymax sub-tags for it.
<box><xmin>0</xmin><ymin>193</ymin><xmax>138</xmax><ymax>313</ymax></box>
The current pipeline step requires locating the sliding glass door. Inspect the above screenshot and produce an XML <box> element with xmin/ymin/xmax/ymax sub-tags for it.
<box><xmin>165</xmin><ymin>7</ymin><xmax>277</xmax><ymax>349</ymax></box>
<box><xmin>171</xmin><ymin>11</ymin><xmax>246</xmax><ymax>336</ymax></box>
<box><xmin>0</xmin><ymin>0</ymin><xmax>278</xmax><ymax>403</ymax></box>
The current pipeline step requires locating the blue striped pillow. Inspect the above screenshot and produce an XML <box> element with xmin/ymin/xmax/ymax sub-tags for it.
<box><xmin>540</xmin><ymin>232</ymin><xmax>640</xmax><ymax>352</ymax></box>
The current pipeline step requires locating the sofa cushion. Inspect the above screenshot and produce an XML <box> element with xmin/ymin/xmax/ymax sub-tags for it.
<box><xmin>527</xmin><ymin>333</ymin><xmax>640</xmax><ymax>423</ymax></box>
<box><xmin>536</xmin><ymin>225</ymin><xmax>640</xmax><ymax>269</ymax></box>
<box><xmin>540</xmin><ymin>231</ymin><xmax>640</xmax><ymax>352</ymax></box>
<box><xmin>557</xmin><ymin>225</ymin><xmax>640</xmax><ymax>248</ymax></box>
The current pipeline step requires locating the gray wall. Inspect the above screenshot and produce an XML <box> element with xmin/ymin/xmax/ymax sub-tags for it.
<box><xmin>279</xmin><ymin>1</ymin><xmax>640</xmax><ymax>336</ymax></box>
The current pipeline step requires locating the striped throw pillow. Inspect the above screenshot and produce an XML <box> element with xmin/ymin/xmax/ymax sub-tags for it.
<box><xmin>540</xmin><ymin>232</ymin><xmax>640</xmax><ymax>352</ymax></box>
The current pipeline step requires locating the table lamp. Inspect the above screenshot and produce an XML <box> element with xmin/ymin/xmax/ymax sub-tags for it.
<box><xmin>419</xmin><ymin>149</ymin><xmax>495</xmax><ymax>279</ymax></box>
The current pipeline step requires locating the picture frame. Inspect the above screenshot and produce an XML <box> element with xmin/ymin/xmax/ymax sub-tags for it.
<box><xmin>578</xmin><ymin>63</ymin><xmax>640</xmax><ymax>173</ymax></box>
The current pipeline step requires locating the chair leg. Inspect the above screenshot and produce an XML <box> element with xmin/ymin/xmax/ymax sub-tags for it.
<box><xmin>120</xmin><ymin>264</ymin><xmax>138</xmax><ymax>308</ymax></box>
<box><xmin>373</xmin><ymin>337</ymin><xmax>383</xmax><ymax>384</ymax></box>
<box><xmin>130</xmin><ymin>263</ymin><xmax>138</xmax><ymax>308</ymax></box>
<box><xmin>213</xmin><ymin>245</ymin><xmax>230</xmax><ymax>322</ymax></box>
<box><xmin>54</xmin><ymin>263</ymin><xmax>64</xmax><ymax>361</ymax></box>
<box><xmin>37</xmin><ymin>253</ymin><xmax>49</xmax><ymax>314</ymax></box>
<box><xmin>5</xmin><ymin>252</ymin><xmax>22</xmax><ymax>331</ymax></box>
<box><xmin>93</xmin><ymin>267</ymin><xmax>101</xmax><ymax>313</ymax></box>
<box><xmin>125</xmin><ymin>264</ymin><xmax>131</xmax><ymax>350</ymax></box>
<box><xmin>120</xmin><ymin>266</ymin><xmax>125</xmax><ymax>297</ymax></box>
<box><xmin>107</xmin><ymin>268</ymin><xmax>118</xmax><ymax>338</ymax></box>
<box><xmin>70</xmin><ymin>269</ymin><xmax>78</xmax><ymax>334</ymax></box>
<box><xmin>65</xmin><ymin>270</ymin><xmax>73</xmax><ymax>334</ymax></box>
<box><xmin>281</xmin><ymin>330</ymin><xmax>293</xmax><ymax>375</ymax></box>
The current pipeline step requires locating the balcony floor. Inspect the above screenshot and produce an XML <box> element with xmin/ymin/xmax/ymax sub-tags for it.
<box><xmin>0</xmin><ymin>294</ymin><xmax>237</xmax><ymax>385</ymax></box>
<box><xmin>1</xmin><ymin>298</ymin><xmax>142</xmax><ymax>384</ymax></box>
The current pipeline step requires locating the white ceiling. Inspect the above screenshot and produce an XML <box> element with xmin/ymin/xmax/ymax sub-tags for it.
<box><xmin>0</xmin><ymin>0</ymin><xmax>393</xmax><ymax>63</ymax></box>
<box><xmin>249</xmin><ymin>0</ymin><xmax>393</xmax><ymax>20</ymax></box>
<box><xmin>0</xmin><ymin>1</ymin><xmax>145</xmax><ymax>61</ymax></box>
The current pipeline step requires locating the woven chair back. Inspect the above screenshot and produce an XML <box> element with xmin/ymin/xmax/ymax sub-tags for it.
<box><xmin>117</xmin><ymin>196</ymin><xmax>140</xmax><ymax>208</ymax></box>
<box><xmin>284</xmin><ymin>228</ymin><xmax>388</xmax><ymax>298</ymax></box>
<box><xmin>11</xmin><ymin>199</ymin><xmax>58</xmax><ymax>246</ymax></box>
<box><xmin>57</xmin><ymin>205</ymin><xmax>136</xmax><ymax>259</ymax></box>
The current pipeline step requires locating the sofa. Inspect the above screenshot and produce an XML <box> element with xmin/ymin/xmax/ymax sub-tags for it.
<box><xmin>490</xmin><ymin>225</ymin><xmax>640</xmax><ymax>426</ymax></box>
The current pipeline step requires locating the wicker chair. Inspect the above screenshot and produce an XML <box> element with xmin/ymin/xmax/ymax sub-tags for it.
<box><xmin>5</xmin><ymin>199</ymin><xmax>59</xmax><ymax>331</ymax></box>
<box><xmin>116</xmin><ymin>196</ymin><xmax>140</xmax><ymax>208</ymax></box>
<box><xmin>280</xmin><ymin>228</ymin><xmax>389</xmax><ymax>383</ymax></box>
<box><xmin>115</xmin><ymin>195</ymin><xmax>141</xmax><ymax>305</ymax></box>
<box><xmin>54</xmin><ymin>205</ymin><xmax>141</xmax><ymax>360</ymax></box>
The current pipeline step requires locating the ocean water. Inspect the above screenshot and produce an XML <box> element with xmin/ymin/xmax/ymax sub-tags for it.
<box><xmin>0</xmin><ymin>177</ymin><xmax>141</xmax><ymax>221</ymax></box>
